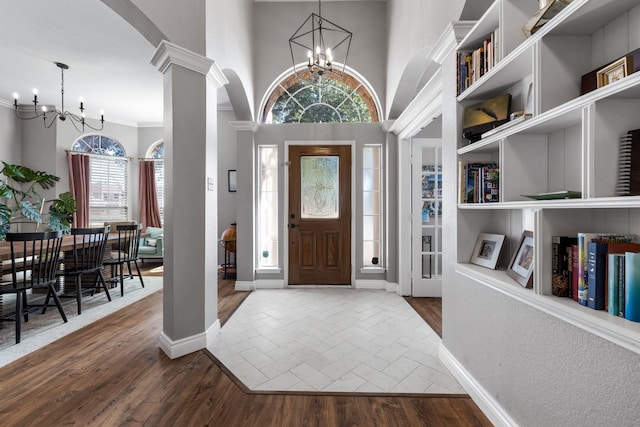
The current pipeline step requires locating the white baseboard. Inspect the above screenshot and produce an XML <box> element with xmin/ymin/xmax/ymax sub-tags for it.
<box><xmin>355</xmin><ymin>279</ymin><xmax>386</xmax><ymax>290</ymax></box>
<box><xmin>235</xmin><ymin>281</ymin><xmax>256</xmax><ymax>291</ymax></box>
<box><xmin>256</xmin><ymin>279</ymin><xmax>285</xmax><ymax>289</ymax></box>
<box><xmin>386</xmin><ymin>282</ymin><xmax>398</xmax><ymax>293</ymax></box>
<box><xmin>159</xmin><ymin>319</ymin><xmax>221</xmax><ymax>359</ymax></box>
<box><xmin>439</xmin><ymin>344</ymin><xmax>517</xmax><ymax>427</ymax></box>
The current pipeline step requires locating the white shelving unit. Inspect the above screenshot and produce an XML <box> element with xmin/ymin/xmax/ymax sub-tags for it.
<box><xmin>453</xmin><ymin>0</ymin><xmax>640</xmax><ymax>356</ymax></box>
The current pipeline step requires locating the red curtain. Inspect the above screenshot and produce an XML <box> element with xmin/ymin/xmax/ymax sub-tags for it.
<box><xmin>67</xmin><ymin>152</ymin><xmax>90</xmax><ymax>228</ymax></box>
<box><xmin>139</xmin><ymin>160</ymin><xmax>162</xmax><ymax>230</ymax></box>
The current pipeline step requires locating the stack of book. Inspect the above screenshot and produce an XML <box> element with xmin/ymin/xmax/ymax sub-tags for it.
<box><xmin>456</xmin><ymin>28</ymin><xmax>500</xmax><ymax>96</ymax></box>
<box><xmin>616</xmin><ymin>128</ymin><xmax>640</xmax><ymax>196</ymax></box>
<box><xmin>458</xmin><ymin>161</ymin><xmax>499</xmax><ymax>204</ymax></box>
<box><xmin>552</xmin><ymin>233</ymin><xmax>640</xmax><ymax>322</ymax></box>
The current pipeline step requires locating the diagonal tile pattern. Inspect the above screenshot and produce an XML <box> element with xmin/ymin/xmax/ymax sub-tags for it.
<box><xmin>208</xmin><ymin>288</ymin><xmax>464</xmax><ymax>394</ymax></box>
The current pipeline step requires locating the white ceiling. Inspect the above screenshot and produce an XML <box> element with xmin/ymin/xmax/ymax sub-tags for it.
<box><xmin>0</xmin><ymin>0</ymin><xmax>163</xmax><ymax>126</ymax></box>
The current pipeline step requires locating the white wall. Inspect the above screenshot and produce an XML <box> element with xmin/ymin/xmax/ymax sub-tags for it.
<box><xmin>207</xmin><ymin>0</ymin><xmax>255</xmax><ymax>120</ymax></box>
<box><xmin>385</xmin><ymin>0</ymin><xmax>465</xmax><ymax>116</ymax></box>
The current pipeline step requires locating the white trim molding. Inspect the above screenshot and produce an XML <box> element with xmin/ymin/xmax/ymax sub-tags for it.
<box><xmin>229</xmin><ymin>121</ymin><xmax>260</xmax><ymax>132</ymax></box>
<box><xmin>355</xmin><ymin>280</ymin><xmax>397</xmax><ymax>293</ymax></box>
<box><xmin>150</xmin><ymin>40</ymin><xmax>228</xmax><ymax>89</ymax></box>
<box><xmin>439</xmin><ymin>344</ymin><xmax>517</xmax><ymax>427</ymax></box>
<box><xmin>235</xmin><ymin>281</ymin><xmax>256</xmax><ymax>291</ymax></box>
<box><xmin>158</xmin><ymin>319</ymin><xmax>221</xmax><ymax>359</ymax></box>
<box><xmin>256</xmin><ymin>279</ymin><xmax>285</xmax><ymax>289</ymax></box>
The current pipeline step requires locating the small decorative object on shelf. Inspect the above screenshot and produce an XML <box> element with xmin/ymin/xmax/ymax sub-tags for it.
<box><xmin>470</xmin><ymin>233</ymin><xmax>506</xmax><ymax>270</ymax></box>
<box><xmin>522</xmin><ymin>0</ymin><xmax>573</xmax><ymax>37</ymax></box>
<box><xmin>507</xmin><ymin>230</ymin><xmax>534</xmax><ymax>288</ymax></box>
<box><xmin>462</xmin><ymin>94</ymin><xmax>511</xmax><ymax>143</ymax></box>
<box><xmin>597</xmin><ymin>55</ymin><xmax>634</xmax><ymax>88</ymax></box>
<box><xmin>521</xmin><ymin>190</ymin><xmax>581</xmax><ymax>200</ymax></box>
<box><xmin>616</xmin><ymin>128</ymin><xmax>640</xmax><ymax>196</ymax></box>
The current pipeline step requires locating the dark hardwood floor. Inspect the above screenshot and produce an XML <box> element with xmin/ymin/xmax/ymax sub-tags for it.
<box><xmin>0</xmin><ymin>267</ymin><xmax>491</xmax><ymax>426</ymax></box>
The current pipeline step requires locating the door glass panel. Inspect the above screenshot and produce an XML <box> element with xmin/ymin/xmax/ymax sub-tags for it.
<box><xmin>301</xmin><ymin>156</ymin><xmax>339</xmax><ymax>218</ymax></box>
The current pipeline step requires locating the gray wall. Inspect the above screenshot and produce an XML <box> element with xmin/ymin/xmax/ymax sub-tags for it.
<box><xmin>251</xmin><ymin>123</ymin><xmax>388</xmax><ymax>282</ymax></box>
<box><xmin>217</xmin><ymin>109</ymin><xmax>238</xmax><ymax>265</ymax></box>
<box><xmin>253</xmin><ymin>1</ymin><xmax>387</xmax><ymax>121</ymax></box>
<box><xmin>0</xmin><ymin>105</ymin><xmax>22</xmax><ymax>165</ymax></box>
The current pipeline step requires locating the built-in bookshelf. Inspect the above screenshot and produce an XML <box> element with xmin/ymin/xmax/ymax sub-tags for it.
<box><xmin>451</xmin><ymin>0</ymin><xmax>640</xmax><ymax>355</ymax></box>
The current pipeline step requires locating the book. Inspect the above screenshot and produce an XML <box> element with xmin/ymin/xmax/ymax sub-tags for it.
<box><xmin>588</xmin><ymin>242</ymin><xmax>640</xmax><ymax>310</ymax></box>
<box><xmin>552</xmin><ymin>236</ymin><xmax>577</xmax><ymax>297</ymax></box>
<box><xmin>571</xmin><ymin>244</ymin><xmax>578</xmax><ymax>301</ymax></box>
<box><xmin>618</xmin><ymin>255</ymin><xmax>626</xmax><ymax>317</ymax></box>
<box><xmin>608</xmin><ymin>253</ymin><xmax>624</xmax><ymax>316</ymax></box>
<box><xmin>587</xmin><ymin>242</ymin><xmax>608</xmax><ymax>310</ymax></box>
<box><xmin>480</xmin><ymin>165</ymin><xmax>499</xmax><ymax>203</ymax></box>
<box><xmin>458</xmin><ymin>161</ymin><xmax>498</xmax><ymax>204</ymax></box>
<box><xmin>577</xmin><ymin>234</ymin><xmax>634</xmax><ymax>306</ymax></box>
<box><xmin>624</xmin><ymin>252</ymin><xmax>640</xmax><ymax>322</ymax></box>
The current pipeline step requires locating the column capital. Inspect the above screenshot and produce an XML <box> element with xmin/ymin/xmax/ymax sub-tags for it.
<box><xmin>229</xmin><ymin>121</ymin><xmax>260</xmax><ymax>132</ymax></box>
<box><xmin>151</xmin><ymin>40</ymin><xmax>228</xmax><ymax>88</ymax></box>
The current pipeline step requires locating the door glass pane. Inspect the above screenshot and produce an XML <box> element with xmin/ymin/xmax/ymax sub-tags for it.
<box><xmin>301</xmin><ymin>156</ymin><xmax>339</xmax><ymax>218</ymax></box>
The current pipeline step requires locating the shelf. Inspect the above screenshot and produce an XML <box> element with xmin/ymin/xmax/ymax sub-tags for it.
<box><xmin>458</xmin><ymin>195</ymin><xmax>640</xmax><ymax>210</ymax></box>
<box><xmin>455</xmin><ymin>262</ymin><xmax>640</xmax><ymax>355</ymax></box>
<box><xmin>457</xmin><ymin>0</ymin><xmax>500</xmax><ymax>51</ymax></box>
<box><xmin>546</xmin><ymin>0</ymin><xmax>640</xmax><ymax>36</ymax></box>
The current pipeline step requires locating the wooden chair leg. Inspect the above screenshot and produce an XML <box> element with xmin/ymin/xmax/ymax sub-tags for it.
<box><xmin>77</xmin><ymin>274</ymin><xmax>83</xmax><ymax>315</ymax></box>
<box><xmin>98</xmin><ymin>270</ymin><xmax>111</xmax><ymax>302</ymax></box>
<box><xmin>48</xmin><ymin>285</ymin><xmax>68</xmax><ymax>323</ymax></box>
<box><xmin>120</xmin><ymin>263</ymin><xmax>125</xmax><ymax>297</ymax></box>
<box><xmin>134</xmin><ymin>260</ymin><xmax>144</xmax><ymax>288</ymax></box>
<box><xmin>15</xmin><ymin>291</ymin><xmax>22</xmax><ymax>344</ymax></box>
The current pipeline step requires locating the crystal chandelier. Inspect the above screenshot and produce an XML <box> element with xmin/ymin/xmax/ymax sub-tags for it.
<box><xmin>289</xmin><ymin>0</ymin><xmax>352</xmax><ymax>78</ymax></box>
<box><xmin>12</xmin><ymin>62</ymin><xmax>104</xmax><ymax>132</ymax></box>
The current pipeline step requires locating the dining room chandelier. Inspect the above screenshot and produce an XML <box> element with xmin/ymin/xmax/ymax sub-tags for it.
<box><xmin>288</xmin><ymin>0</ymin><xmax>352</xmax><ymax>78</ymax></box>
<box><xmin>12</xmin><ymin>62</ymin><xmax>104</xmax><ymax>132</ymax></box>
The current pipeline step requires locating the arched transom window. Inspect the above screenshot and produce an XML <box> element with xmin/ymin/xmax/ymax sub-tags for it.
<box><xmin>262</xmin><ymin>71</ymin><xmax>380</xmax><ymax>124</ymax></box>
<box><xmin>71</xmin><ymin>134</ymin><xmax>128</xmax><ymax>225</ymax></box>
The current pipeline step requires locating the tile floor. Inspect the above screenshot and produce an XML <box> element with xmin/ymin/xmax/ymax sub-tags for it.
<box><xmin>208</xmin><ymin>288</ymin><xmax>465</xmax><ymax>394</ymax></box>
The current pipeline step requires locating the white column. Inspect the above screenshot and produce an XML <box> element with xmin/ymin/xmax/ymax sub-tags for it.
<box><xmin>151</xmin><ymin>41</ymin><xmax>228</xmax><ymax>359</ymax></box>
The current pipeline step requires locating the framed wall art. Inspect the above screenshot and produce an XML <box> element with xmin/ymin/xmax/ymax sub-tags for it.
<box><xmin>507</xmin><ymin>230</ymin><xmax>534</xmax><ymax>288</ymax></box>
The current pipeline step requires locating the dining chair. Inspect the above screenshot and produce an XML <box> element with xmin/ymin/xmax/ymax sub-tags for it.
<box><xmin>52</xmin><ymin>226</ymin><xmax>111</xmax><ymax>315</ymax></box>
<box><xmin>103</xmin><ymin>223</ymin><xmax>144</xmax><ymax>296</ymax></box>
<box><xmin>0</xmin><ymin>230</ymin><xmax>66</xmax><ymax>344</ymax></box>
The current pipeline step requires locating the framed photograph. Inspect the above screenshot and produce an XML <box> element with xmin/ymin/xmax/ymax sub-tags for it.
<box><xmin>507</xmin><ymin>230</ymin><xmax>534</xmax><ymax>288</ymax></box>
<box><xmin>228</xmin><ymin>170</ymin><xmax>237</xmax><ymax>192</ymax></box>
<box><xmin>470</xmin><ymin>233</ymin><xmax>506</xmax><ymax>269</ymax></box>
<box><xmin>597</xmin><ymin>56</ymin><xmax>633</xmax><ymax>88</ymax></box>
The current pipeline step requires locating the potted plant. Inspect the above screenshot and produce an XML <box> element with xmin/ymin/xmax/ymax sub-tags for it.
<box><xmin>0</xmin><ymin>161</ymin><xmax>77</xmax><ymax>240</ymax></box>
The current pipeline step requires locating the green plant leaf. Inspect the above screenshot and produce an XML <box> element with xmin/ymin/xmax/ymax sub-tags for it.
<box><xmin>1</xmin><ymin>162</ymin><xmax>59</xmax><ymax>189</ymax></box>
<box><xmin>48</xmin><ymin>212</ymin><xmax>73</xmax><ymax>234</ymax></box>
<box><xmin>0</xmin><ymin>204</ymin><xmax>10</xmax><ymax>240</ymax></box>
<box><xmin>49</xmin><ymin>191</ymin><xmax>77</xmax><ymax>215</ymax></box>
<box><xmin>19</xmin><ymin>200</ymin><xmax>42</xmax><ymax>223</ymax></box>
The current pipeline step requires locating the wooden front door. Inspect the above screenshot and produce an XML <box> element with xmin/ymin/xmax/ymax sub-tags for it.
<box><xmin>288</xmin><ymin>145</ymin><xmax>351</xmax><ymax>285</ymax></box>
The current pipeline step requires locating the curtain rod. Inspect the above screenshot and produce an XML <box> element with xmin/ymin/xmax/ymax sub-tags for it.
<box><xmin>65</xmin><ymin>149</ymin><xmax>133</xmax><ymax>160</ymax></box>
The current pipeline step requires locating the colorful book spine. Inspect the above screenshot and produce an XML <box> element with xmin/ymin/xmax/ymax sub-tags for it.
<box><xmin>608</xmin><ymin>254</ymin><xmax>623</xmax><ymax>316</ymax></box>
<box><xmin>618</xmin><ymin>256</ymin><xmax>626</xmax><ymax>317</ymax></box>
<box><xmin>587</xmin><ymin>241</ymin><xmax>608</xmax><ymax>310</ymax></box>
<box><xmin>577</xmin><ymin>233</ymin><xmax>634</xmax><ymax>306</ymax></box>
<box><xmin>552</xmin><ymin>236</ymin><xmax>577</xmax><ymax>297</ymax></box>
<box><xmin>571</xmin><ymin>244</ymin><xmax>578</xmax><ymax>301</ymax></box>
<box><xmin>624</xmin><ymin>252</ymin><xmax>640</xmax><ymax>322</ymax></box>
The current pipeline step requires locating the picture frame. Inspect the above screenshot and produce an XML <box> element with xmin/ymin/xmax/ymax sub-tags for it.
<box><xmin>597</xmin><ymin>56</ymin><xmax>633</xmax><ymax>88</ymax></box>
<box><xmin>470</xmin><ymin>232</ymin><xmax>506</xmax><ymax>269</ymax></box>
<box><xmin>228</xmin><ymin>170</ymin><xmax>237</xmax><ymax>192</ymax></box>
<box><xmin>507</xmin><ymin>230</ymin><xmax>534</xmax><ymax>288</ymax></box>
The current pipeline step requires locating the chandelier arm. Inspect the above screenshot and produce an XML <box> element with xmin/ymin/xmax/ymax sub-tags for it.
<box><xmin>42</xmin><ymin>112</ymin><xmax>58</xmax><ymax>129</ymax></box>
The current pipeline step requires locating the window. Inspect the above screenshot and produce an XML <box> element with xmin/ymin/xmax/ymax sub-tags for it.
<box><xmin>71</xmin><ymin>134</ymin><xmax>128</xmax><ymax>225</ymax></box>
<box><xmin>149</xmin><ymin>142</ymin><xmax>164</xmax><ymax>225</ymax></box>
<box><xmin>262</xmin><ymin>71</ymin><xmax>380</xmax><ymax>124</ymax></box>
<box><xmin>258</xmin><ymin>146</ymin><xmax>278</xmax><ymax>268</ymax></box>
<box><xmin>363</xmin><ymin>145</ymin><xmax>382</xmax><ymax>267</ymax></box>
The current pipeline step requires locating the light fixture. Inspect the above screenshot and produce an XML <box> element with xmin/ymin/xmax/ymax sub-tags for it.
<box><xmin>289</xmin><ymin>0</ymin><xmax>352</xmax><ymax>78</ymax></box>
<box><xmin>13</xmin><ymin>62</ymin><xmax>104</xmax><ymax>132</ymax></box>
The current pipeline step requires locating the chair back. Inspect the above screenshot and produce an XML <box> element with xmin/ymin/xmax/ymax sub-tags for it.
<box><xmin>115</xmin><ymin>224</ymin><xmax>143</xmax><ymax>261</ymax></box>
<box><xmin>68</xmin><ymin>226</ymin><xmax>111</xmax><ymax>273</ymax></box>
<box><xmin>5</xmin><ymin>231</ymin><xmax>64</xmax><ymax>290</ymax></box>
